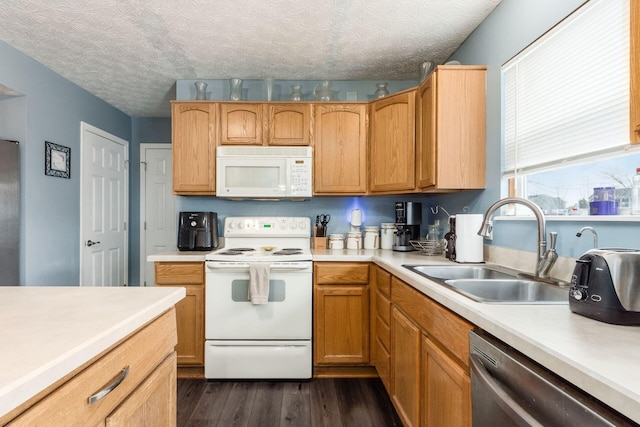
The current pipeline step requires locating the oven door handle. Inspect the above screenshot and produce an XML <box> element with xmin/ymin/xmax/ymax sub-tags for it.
<box><xmin>470</xmin><ymin>354</ymin><xmax>543</xmax><ymax>426</ymax></box>
<box><xmin>206</xmin><ymin>263</ymin><xmax>311</xmax><ymax>271</ymax></box>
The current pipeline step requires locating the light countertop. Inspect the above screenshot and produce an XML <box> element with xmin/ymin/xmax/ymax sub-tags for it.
<box><xmin>148</xmin><ymin>248</ymin><xmax>640</xmax><ymax>422</ymax></box>
<box><xmin>0</xmin><ymin>286</ymin><xmax>185</xmax><ymax>420</ymax></box>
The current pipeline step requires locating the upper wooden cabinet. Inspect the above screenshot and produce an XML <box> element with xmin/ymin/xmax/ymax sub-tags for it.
<box><xmin>369</xmin><ymin>90</ymin><xmax>416</xmax><ymax>194</ymax></box>
<box><xmin>416</xmin><ymin>66</ymin><xmax>486</xmax><ymax>191</ymax></box>
<box><xmin>313</xmin><ymin>104</ymin><xmax>368</xmax><ymax>194</ymax></box>
<box><xmin>171</xmin><ymin>102</ymin><xmax>216</xmax><ymax>195</ymax></box>
<box><xmin>267</xmin><ymin>103</ymin><xmax>311</xmax><ymax>145</ymax></box>
<box><xmin>631</xmin><ymin>0</ymin><xmax>639</xmax><ymax>144</ymax></box>
<box><xmin>219</xmin><ymin>103</ymin><xmax>264</xmax><ymax>145</ymax></box>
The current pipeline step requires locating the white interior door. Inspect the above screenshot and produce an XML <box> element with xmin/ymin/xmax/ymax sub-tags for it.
<box><xmin>140</xmin><ymin>144</ymin><xmax>175</xmax><ymax>287</ymax></box>
<box><xmin>80</xmin><ymin>122</ymin><xmax>129</xmax><ymax>286</ymax></box>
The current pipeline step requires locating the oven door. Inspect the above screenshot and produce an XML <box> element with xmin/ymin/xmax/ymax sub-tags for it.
<box><xmin>205</xmin><ymin>261</ymin><xmax>312</xmax><ymax>340</ymax></box>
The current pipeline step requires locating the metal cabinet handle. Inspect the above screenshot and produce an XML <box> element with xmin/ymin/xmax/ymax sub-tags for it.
<box><xmin>86</xmin><ymin>240</ymin><xmax>101</xmax><ymax>247</ymax></box>
<box><xmin>88</xmin><ymin>366</ymin><xmax>130</xmax><ymax>404</ymax></box>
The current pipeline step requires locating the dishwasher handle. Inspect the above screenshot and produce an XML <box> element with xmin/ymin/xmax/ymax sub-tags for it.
<box><xmin>470</xmin><ymin>354</ymin><xmax>543</xmax><ymax>427</ymax></box>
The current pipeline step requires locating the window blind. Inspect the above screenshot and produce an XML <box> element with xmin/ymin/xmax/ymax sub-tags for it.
<box><xmin>503</xmin><ymin>0</ymin><xmax>630</xmax><ymax>178</ymax></box>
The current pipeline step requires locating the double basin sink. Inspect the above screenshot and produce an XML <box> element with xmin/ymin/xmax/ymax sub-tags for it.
<box><xmin>403</xmin><ymin>264</ymin><xmax>568</xmax><ymax>304</ymax></box>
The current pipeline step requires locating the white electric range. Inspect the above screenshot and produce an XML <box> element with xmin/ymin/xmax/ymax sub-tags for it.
<box><xmin>204</xmin><ymin>216</ymin><xmax>312</xmax><ymax>379</ymax></box>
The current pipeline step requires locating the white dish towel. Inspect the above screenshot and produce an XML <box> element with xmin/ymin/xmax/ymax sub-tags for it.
<box><xmin>248</xmin><ymin>263</ymin><xmax>271</xmax><ymax>305</ymax></box>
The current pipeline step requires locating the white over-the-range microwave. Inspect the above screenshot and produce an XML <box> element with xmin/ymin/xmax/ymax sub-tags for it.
<box><xmin>216</xmin><ymin>146</ymin><xmax>313</xmax><ymax>200</ymax></box>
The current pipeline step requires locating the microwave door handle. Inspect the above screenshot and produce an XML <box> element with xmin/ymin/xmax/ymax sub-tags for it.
<box><xmin>470</xmin><ymin>354</ymin><xmax>543</xmax><ymax>427</ymax></box>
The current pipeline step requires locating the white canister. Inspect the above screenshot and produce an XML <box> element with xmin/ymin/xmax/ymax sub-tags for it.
<box><xmin>346</xmin><ymin>232</ymin><xmax>362</xmax><ymax>250</ymax></box>
<box><xmin>329</xmin><ymin>234</ymin><xmax>345</xmax><ymax>250</ymax></box>
<box><xmin>381</xmin><ymin>223</ymin><xmax>396</xmax><ymax>250</ymax></box>
<box><xmin>364</xmin><ymin>226</ymin><xmax>379</xmax><ymax>249</ymax></box>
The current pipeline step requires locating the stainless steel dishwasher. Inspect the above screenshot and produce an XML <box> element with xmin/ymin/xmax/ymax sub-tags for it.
<box><xmin>469</xmin><ymin>330</ymin><xmax>638</xmax><ymax>426</ymax></box>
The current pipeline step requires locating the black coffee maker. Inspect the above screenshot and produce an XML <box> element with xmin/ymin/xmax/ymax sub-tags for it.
<box><xmin>393</xmin><ymin>202</ymin><xmax>422</xmax><ymax>251</ymax></box>
<box><xmin>178</xmin><ymin>212</ymin><xmax>219</xmax><ymax>251</ymax></box>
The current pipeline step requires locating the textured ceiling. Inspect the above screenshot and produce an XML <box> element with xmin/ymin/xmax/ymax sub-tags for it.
<box><xmin>0</xmin><ymin>0</ymin><xmax>501</xmax><ymax>117</ymax></box>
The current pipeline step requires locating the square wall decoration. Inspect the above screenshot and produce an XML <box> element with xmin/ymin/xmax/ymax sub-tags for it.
<box><xmin>45</xmin><ymin>141</ymin><xmax>70</xmax><ymax>179</ymax></box>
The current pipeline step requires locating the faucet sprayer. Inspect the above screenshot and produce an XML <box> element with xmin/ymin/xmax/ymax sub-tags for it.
<box><xmin>576</xmin><ymin>226</ymin><xmax>598</xmax><ymax>248</ymax></box>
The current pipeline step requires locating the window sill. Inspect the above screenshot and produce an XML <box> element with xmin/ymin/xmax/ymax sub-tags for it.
<box><xmin>494</xmin><ymin>215</ymin><xmax>640</xmax><ymax>223</ymax></box>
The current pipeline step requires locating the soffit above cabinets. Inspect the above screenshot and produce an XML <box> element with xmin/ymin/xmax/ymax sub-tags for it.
<box><xmin>0</xmin><ymin>0</ymin><xmax>501</xmax><ymax>117</ymax></box>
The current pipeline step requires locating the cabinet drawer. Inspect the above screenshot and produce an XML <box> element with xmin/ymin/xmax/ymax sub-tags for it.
<box><xmin>8</xmin><ymin>310</ymin><xmax>177</xmax><ymax>426</ymax></box>
<box><xmin>391</xmin><ymin>277</ymin><xmax>473</xmax><ymax>368</ymax></box>
<box><xmin>155</xmin><ymin>262</ymin><xmax>204</xmax><ymax>285</ymax></box>
<box><xmin>376</xmin><ymin>316</ymin><xmax>391</xmax><ymax>352</ymax></box>
<box><xmin>376</xmin><ymin>291</ymin><xmax>391</xmax><ymax>327</ymax></box>
<box><xmin>375</xmin><ymin>267</ymin><xmax>391</xmax><ymax>297</ymax></box>
<box><xmin>314</xmin><ymin>262</ymin><xmax>369</xmax><ymax>284</ymax></box>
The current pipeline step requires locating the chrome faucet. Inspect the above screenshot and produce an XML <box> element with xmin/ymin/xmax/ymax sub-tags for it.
<box><xmin>477</xmin><ymin>197</ymin><xmax>558</xmax><ymax>279</ymax></box>
<box><xmin>576</xmin><ymin>226</ymin><xmax>598</xmax><ymax>248</ymax></box>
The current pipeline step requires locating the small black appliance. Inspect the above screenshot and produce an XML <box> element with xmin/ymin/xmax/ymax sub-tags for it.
<box><xmin>569</xmin><ymin>248</ymin><xmax>640</xmax><ymax>325</ymax></box>
<box><xmin>393</xmin><ymin>202</ymin><xmax>422</xmax><ymax>252</ymax></box>
<box><xmin>178</xmin><ymin>212</ymin><xmax>219</xmax><ymax>251</ymax></box>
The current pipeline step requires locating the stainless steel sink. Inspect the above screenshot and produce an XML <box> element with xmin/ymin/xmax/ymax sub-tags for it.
<box><xmin>443</xmin><ymin>279</ymin><xmax>567</xmax><ymax>304</ymax></box>
<box><xmin>403</xmin><ymin>264</ymin><xmax>568</xmax><ymax>304</ymax></box>
<box><xmin>405</xmin><ymin>265</ymin><xmax>518</xmax><ymax>281</ymax></box>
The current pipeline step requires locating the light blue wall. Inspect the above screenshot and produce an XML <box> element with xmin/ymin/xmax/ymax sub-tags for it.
<box><xmin>0</xmin><ymin>40</ymin><xmax>131</xmax><ymax>286</ymax></box>
<box><xmin>433</xmin><ymin>0</ymin><xmax>640</xmax><ymax>257</ymax></box>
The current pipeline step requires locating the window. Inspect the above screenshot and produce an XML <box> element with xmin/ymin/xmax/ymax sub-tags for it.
<box><xmin>502</xmin><ymin>0</ymin><xmax>636</xmax><ymax>216</ymax></box>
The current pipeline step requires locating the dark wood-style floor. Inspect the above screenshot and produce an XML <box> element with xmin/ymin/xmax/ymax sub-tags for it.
<box><xmin>177</xmin><ymin>377</ymin><xmax>402</xmax><ymax>427</ymax></box>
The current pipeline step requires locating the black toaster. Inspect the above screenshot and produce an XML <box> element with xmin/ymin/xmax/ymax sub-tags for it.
<box><xmin>569</xmin><ymin>249</ymin><xmax>640</xmax><ymax>325</ymax></box>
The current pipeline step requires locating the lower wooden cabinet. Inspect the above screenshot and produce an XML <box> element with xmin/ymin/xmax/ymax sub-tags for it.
<box><xmin>391</xmin><ymin>275</ymin><xmax>474</xmax><ymax>427</ymax></box>
<box><xmin>372</xmin><ymin>265</ymin><xmax>392</xmax><ymax>392</ymax></box>
<box><xmin>391</xmin><ymin>307</ymin><xmax>422</xmax><ymax>427</ymax></box>
<box><xmin>422</xmin><ymin>336</ymin><xmax>471</xmax><ymax>427</ymax></box>
<box><xmin>314</xmin><ymin>262</ymin><xmax>370</xmax><ymax>365</ymax></box>
<box><xmin>6</xmin><ymin>310</ymin><xmax>177</xmax><ymax>426</ymax></box>
<box><xmin>155</xmin><ymin>262</ymin><xmax>205</xmax><ymax>367</ymax></box>
<box><xmin>106</xmin><ymin>352</ymin><xmax>177</xmax><ymax>426</ymax></box>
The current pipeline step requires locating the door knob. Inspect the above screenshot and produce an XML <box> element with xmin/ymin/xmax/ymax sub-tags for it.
<box><xmin>86</xmin><ymin>240</ymin><xmax>101</xmax><ymax>247</ymax></box>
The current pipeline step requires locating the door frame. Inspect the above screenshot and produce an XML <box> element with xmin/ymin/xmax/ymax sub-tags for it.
<box><xmin>139</xmin><ymin>143</ymin><xmax>174</xmax><ymax>287</ymax></box>
<box><xmin>79</xmin><ymin>121</ymin><xmax>129</xmax><ymax>286</ymax></box>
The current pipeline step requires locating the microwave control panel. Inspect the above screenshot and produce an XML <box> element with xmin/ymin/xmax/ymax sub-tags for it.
<box><xmin>290</xmin><ymin>158</ymin><xmax>312</xmax><ymax>196</ymax></box>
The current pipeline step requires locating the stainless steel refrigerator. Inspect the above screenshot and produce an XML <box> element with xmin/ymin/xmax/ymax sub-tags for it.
<box><xmin>0</xmin><ymin>139</ymin><xmax>19</xmax><ymax>285</ymax></box>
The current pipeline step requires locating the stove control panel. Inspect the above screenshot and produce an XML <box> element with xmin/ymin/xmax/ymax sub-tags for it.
<box><xmin>224</xmin><ymin>216</ymin><xmax>310</xmax><ymax>237</ymax></box>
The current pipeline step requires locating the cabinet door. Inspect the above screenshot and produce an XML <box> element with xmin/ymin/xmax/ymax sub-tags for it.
<box><xmin>171</xmin><ymin>103</ymin><xmax>216</xmax><ymax>195</ymax></box>
<box><xmin>391</xmin><ymin>307</ymin><xmax>421</xmax><ymax>427</ymax></box>
<box><xmin>155</xmin><ymin>262</ymin><xmax>204</xmax><ymax>366</ymax></box>
<box><xmin>267</xmin><ymin>104</ymin><xmax>310</xmax><ymax>145</ymax></box>
<box><xmin>416</xmin><ymin>75</ymin><xmax>436</xmax><ymax>189</ymax></box>
<box><xmin>369</xmin><ymin>90</ymin><xmax>416</xmax><ymax>193</ymax></box>
<box><xmin>422</xmin><ymin>336</ymin><xmax>471</xmax><ymax>427</ymax></box>
<box><xmin>172</xmin><ymin>286</ymin><xmax>204</xmax><ymax>366</ymax></box>
<box><xmin>219</xmin><ymin>103</ymin><xmax>264</xmax><ymax>145</ymax></box>
<box><xmin>314</xmin><ymin>285</ymin><xmax>370</xmax><ymax>365</ymax></box>
<box><xmin>106</xmin><ymin>352</ymin><xmax>177</xmax><ymax>427</ymax></box>
<box><xmin>313</xmin><ymin>104</ymin><xmax>368</xmax><ymax>194</ymax></box>
<box><xmin>415</xmin><ymin>67</ymin><xmax>486</xmax><ymax>191</ymax></box>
